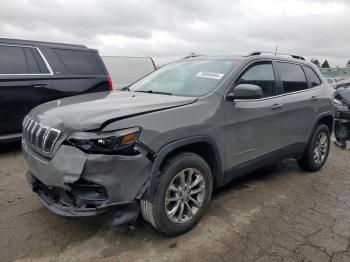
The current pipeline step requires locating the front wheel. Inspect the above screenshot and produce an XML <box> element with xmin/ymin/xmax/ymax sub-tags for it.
<box><xmin>297</xmin><ymin>124</ymin><xmax>331</xmax><ymax>171</ymax></box>
<box><xmin>141</xmin><ymin>152</ymin><xmax>213</xmax><ymax>236</ymax></box>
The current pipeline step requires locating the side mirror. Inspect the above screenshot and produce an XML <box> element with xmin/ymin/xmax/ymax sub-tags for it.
<box><xmin>226</xmin><ymin>84</ymin><xmax>263</xmax><ymax>101</ymax></box>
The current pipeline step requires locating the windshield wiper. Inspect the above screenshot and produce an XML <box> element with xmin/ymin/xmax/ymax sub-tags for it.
<box><xmin>134</xmin><ymin>90</ymin><xmax>172</xmax><ymax>95</ymax></box>
<box><xmin>120</xmin><ymin>86</ymin><xmax>130</xmax><ymax>91</ymax></box>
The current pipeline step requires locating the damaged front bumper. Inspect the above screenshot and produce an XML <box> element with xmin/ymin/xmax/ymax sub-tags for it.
<box><xmin>26</xmin><ymin>172</ymin><xmax>133</xmax><ymax>217</ymax></box>
<box><xmin>22</xmin><ymin>139</ymin><xmax>153</xmax><ymax>224</ymax></box>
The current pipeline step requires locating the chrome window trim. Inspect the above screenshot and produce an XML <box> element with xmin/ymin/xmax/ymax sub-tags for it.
<box><xmin>224</xmin><ymin>58</ymin><xmax>324</xmax><ymax>102</ymax></box>
<box><xmin>234</xmin><ymin>84</ymin><xmax>324</xmax><ymax>102</ymax></box>
<box><xmin>0</xmin><ymin>133</ymin><xmax>22</xmax><ymax>141</ymax></box>
<box><xmin>0</xmin><ymin>43</ymin><xmax>53</xmax><ymax>76</ymax></box>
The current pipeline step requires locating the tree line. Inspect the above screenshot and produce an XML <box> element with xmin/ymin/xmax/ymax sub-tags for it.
<box><xmin>311</xmin><ymin>59</ymin><xmax>350</xmax><ymax>68</ymax></box>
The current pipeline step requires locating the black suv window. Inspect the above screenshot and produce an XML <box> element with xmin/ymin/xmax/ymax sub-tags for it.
<box><xmin>24</xmin><ymin>48</ymin><xmax>41</xmax><ymax>74</ymax></box>
<box><xmin>303</xmin><ymin>66</ymin><xmax>322</xmax><ymax>87</ymax></box>
<box><xmin>54</xmin><ymin>49</ymin><xmax>105</xmax><ymax>75</ymax></box>
<box><xmin>0</xmin><ymin>45</ymin><xmax>28</xmax><ymax>74</ymax></box>
<box><xmin>276</xmin><ymin>62</ymin><xmax>308</xmax><ymax>93</ymax></box>
<box><xmin>236</xmin><ymin>62</ymin><xmax>276</xmax><ymax>97</ymax></box>
<box><xmin>0</xmin><ymin>45</ymin><xmax>46</xmax><ymax>74</ymax></box>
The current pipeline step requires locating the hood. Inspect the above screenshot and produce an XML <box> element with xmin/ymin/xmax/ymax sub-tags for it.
<box><xmin>30</xmin><ymin>91</ymin><xmax>197</xmax><ymax>132</ymax></box>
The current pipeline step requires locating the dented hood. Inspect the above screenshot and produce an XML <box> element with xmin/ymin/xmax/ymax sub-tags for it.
<box><xmin>30</xmin><ymin>91</ymin><xmax>197</xmax><ymax>132</ymax></box>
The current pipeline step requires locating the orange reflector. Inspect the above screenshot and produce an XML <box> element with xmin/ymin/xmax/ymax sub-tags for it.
<box><xmin>120</xmin><ymin>132</ymin><xmax>138</xmax><ymax>145</ymax></box>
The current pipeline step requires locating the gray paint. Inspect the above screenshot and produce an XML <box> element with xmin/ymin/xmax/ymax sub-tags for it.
<box><xmin>22</xmin><ymin>54</ymin><xmax>335</xmax><ymax>223</ymax></box>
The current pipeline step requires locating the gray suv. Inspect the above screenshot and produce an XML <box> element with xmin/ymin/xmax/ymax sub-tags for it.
<box><xmin>22</xmin><ymin>52</ymin><xmax>334</xmax><ymax>236</ymax></box>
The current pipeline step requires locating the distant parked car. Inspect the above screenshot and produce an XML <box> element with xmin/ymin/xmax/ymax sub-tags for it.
<box><xmin>334</xmin><ymin>86</ymin><xmax>350</xmax><ymax>148</ymax></box>
<box><xmin>102</xmin><ymin>56</ymin><xmax>156</xmax><ymax>90</ymax></box>
<box><xmin>335</xmin><ymin>79</ymin><xmax>350</xmax><ymax>89</ymax></box>
<box><xmin>0</xmin><ymin>38</ymin><xmax>112</xmax><ymax>142</ymax></box>
<box><xmin>335</xmin><ymin>78</ymin><xmax>346</xmax><ymax>83</ymax></box>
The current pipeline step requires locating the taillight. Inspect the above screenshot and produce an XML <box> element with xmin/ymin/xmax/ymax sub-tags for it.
<box><xmin>107</xmin><ymin>75</ymin><xmax>113</xmax><ymax>91</ymax></box>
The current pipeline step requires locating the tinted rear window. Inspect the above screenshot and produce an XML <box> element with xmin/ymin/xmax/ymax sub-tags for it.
<box><xmin>276</xmin><ymin>62</ymin><xmax>308</xmax><ymax>93</ymax></box>
<box><xmin>0</xmin><ymin>45</ymin><xmax>46</xmax><ymax>74</ymax></box>
<box><xmin>54</xmin><ymin>49</ymin><xmax>105</xmax><ymax>75</ymax></box>
<box><xmin>0</xmin><ymin>45</ymin><xmax>27</xmax><ymax>74</ymax></box>
<box><xmin>303</xmin><ymin>66</ymin><xmax>322</xmax><ymax>87</ymax></box>
<box><xmin>24</xmin><ymin>48</ymin><xmax>41</xmax><ymax>74</ymax></box>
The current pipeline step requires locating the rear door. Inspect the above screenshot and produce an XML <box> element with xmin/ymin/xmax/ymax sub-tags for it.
<box><xmin>274</xmin><ymin>61</ymin><xmax>318</xmax><ymax>147</ymax></box>
<box><xmin>0</xmin><ymin>44</ymin><xmax>54</xmax><ymax>137</ymax></box>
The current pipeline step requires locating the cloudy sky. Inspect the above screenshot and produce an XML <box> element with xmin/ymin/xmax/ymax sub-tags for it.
<box><xmin>0</xmin><ymin>0</ymin><xmax>349</xmax><ymax>66</ymax></box>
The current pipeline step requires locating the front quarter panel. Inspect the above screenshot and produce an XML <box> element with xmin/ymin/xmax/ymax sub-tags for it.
<box><xmin>103</xmin><ymin>94</ymin><xmax>225</xmax><ymax>154</ymax></box>
<box><xmin>102</xmin><ymin>94</ymin><xmax>226</xmax><ymax>185</ymax></box>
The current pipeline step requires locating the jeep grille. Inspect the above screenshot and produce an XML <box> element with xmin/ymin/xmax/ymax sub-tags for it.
<box><xmin>22</xmin><ymin>116</ymin><xmax>61</xmax><ymax>154</ymax></box>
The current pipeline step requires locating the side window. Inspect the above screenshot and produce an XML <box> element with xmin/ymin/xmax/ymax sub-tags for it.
<box><xmin>24</xmin><ymin>48</ymin><xmax>41</xmax><ymax>74</ymax></box>
<box><xmin>0</xmin><ymin>45</ymin><xmax>49</xmax><ymax>74</ymax></box>
<box><xmin>0</xmin><ymin>45</ymin><xmax>28</xmax><ymax>74</ymax></box>
<box><xmin>54</xmin><ymin>49</ymin><xmax>105</xmax><ymax>74</ymax></box>
<box><xmin>276</xmin><ymin>62</ymin><xmax>308</xmax><ymax>93</ymax></box>
<box><xmin>31</xmin><ymin>48</ymin><xmax>50</xmax><ymax>73</ymax></box>
<box><xmin>303</xmin><ymin>66</ymin><xmax>322</xmax><ymax>87</ymax></box>
<box><xmin>236</xmin><ymin>63</ymin><xmax>276</xmax><ymax>97</ymax></box>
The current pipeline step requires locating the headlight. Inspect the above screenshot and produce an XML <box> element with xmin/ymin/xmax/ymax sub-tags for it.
<box><xmin>334</xmin><ymin>99</ymin><xmax>343</xmax><ymax>106</ymax></box>
<box><xmin>67</xmin><ymin>127</ymin><xmax>141</xmax><ymax>154</ymax></box>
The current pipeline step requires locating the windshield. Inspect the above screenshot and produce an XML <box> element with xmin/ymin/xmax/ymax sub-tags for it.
<box><xmin>129</xmin><ymin>60</ymin><xmax>238</xmax><ymax>97</ymax></box>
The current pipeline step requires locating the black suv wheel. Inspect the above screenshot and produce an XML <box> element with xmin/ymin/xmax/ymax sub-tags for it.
<box><xmin>297</xmin><ymin>124</ymin><xmax>331</xmax><ymax>171</ymax></box>
<box><xmin>141</xmin><ymin>152</ymin><xmax>213</xmax><ymax>236</ymax></box>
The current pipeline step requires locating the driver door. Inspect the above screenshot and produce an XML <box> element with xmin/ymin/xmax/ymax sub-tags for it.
<box><xmin>223</xmin><ymin>61</ymin><xmax>285</xmax><ymax>181</ymax></box>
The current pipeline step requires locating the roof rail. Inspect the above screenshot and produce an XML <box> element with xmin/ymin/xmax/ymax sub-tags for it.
<box><xmin>0</xmin><ymin>38</ymin><xmax>87</xmax><ymax>49</ymax></box>
<box><xmin>246</xmin><ymin>51</ymin><xmax>305</xmax><ymax>61</ymax></box>
<box><xmin>182</xmin><ymin>53</ymin><xmax>203</xmax><ymax>59</ymax></box>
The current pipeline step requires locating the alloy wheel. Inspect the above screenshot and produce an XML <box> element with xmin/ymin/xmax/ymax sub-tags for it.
<box><xmin>313</xmin><ymin>132</ymin><xmax>329</xmax><ymax>164</ymax></box>
<box><xmin>165</xmin><ymin>168</ymin><xmax>206</xmax><ymax>224</ymax></box>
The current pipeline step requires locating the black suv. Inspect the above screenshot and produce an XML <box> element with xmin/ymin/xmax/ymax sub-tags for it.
<box><xmin>0</xmin><ymin>38</ymin><xmax>112</xmax><ymax>142</ymax></box>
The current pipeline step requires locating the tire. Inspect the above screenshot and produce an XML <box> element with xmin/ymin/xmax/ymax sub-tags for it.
<box><xmin>297</xmin><ymin>124</ymin><xmax>331</xmax><ymax>172</ymax></box>
<box><xmin>334</xmin><ymin>121</ymin><xmax>347</xmax><ymax>149</ymax></box>
<box><xmin>141</xmin><ymin>152</ymin><xmax>213</xmax><ymax>236</ymax></box>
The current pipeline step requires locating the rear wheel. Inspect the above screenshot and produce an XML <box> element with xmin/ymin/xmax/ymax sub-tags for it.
<box><xmin>141</xmin><ymin>152</ymin><xmax>213</xmax><ymax>236</ymax></box>
<box><xmin>297</xmin><ymin>124</ymin><xmax>330</xmax><ymax>171</ymax></box>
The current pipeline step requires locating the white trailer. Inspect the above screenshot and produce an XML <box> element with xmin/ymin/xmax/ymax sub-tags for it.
<box><xmin>102</xmin><ymin>56</ymin><xmax>156</xmax><ymax>90</ymax></box>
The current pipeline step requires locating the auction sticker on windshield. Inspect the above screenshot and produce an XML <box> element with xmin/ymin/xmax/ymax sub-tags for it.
<box><xmin>195</xmin><ymin>71</ymin><xmax>224</xmax><ymax>80</ymax></box>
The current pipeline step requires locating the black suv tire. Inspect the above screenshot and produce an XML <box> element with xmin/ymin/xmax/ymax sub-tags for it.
<box><xmin>297</xmin><ymin>124</ymin><xmax>331</xmax><ymax>171</ymax></box>
<box><xmin>141</xmin><ymin>152</ymin><xmax>213</xmax><ymax>236</ymax></box>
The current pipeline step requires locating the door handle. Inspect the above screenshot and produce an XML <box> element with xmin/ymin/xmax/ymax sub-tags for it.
<box><xmin>32</xmin><ymin>83</ymin><xmax>47</xmax><ymax>88</ymax></box>
<box><xmin>310</xmin><ymin>96</ymin><xmax>318</xmax><ymax>102</ymax></box>
<box><xmin>271</xmin><ymin>103</ymin><xmax>283</xmax><ymax>110</ymax></box>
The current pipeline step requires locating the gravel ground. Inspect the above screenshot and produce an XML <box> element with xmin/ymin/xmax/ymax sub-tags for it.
<box><xmin>1</xmin><ymin>142</ymin><xmax>350</xmax><ymax>262</ymax></box>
